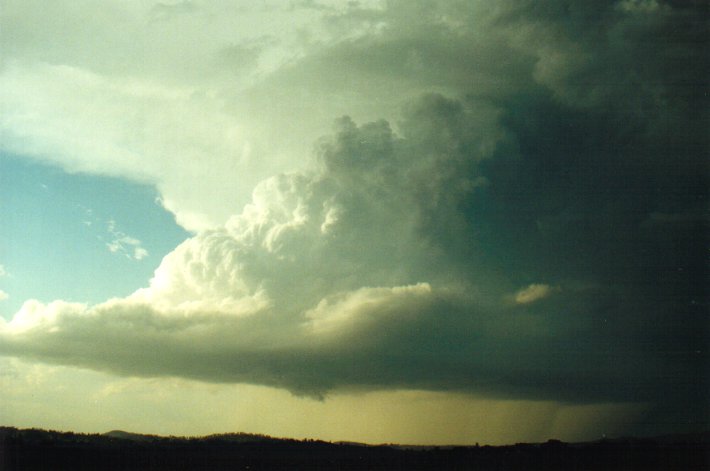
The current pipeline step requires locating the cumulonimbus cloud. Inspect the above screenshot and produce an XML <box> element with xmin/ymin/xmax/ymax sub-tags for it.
<box><xmin>0</xmin><ymin>1</ymin><xmax>707</xmax><ymax>431</ymax></box>
<box><xmin>1</xmin><ymin>87</ymin><xmax>703</xmax><ymax>409</ymax></box>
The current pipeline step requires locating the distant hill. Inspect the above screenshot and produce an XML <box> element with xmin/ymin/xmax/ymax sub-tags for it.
<box><xmin>103</xmin><ymin>430</ymin><xmax>157</xmax><ymax>442</ymax></box>
<box><xmin>2</xmin><ymin>426</ymin><xmax>709</xmax><ymax>470</ymax></box>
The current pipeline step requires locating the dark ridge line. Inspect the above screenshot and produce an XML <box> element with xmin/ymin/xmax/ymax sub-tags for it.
<box><xmin>4</xmin><ymin>426</ymin><xmax>710</xmax><ymax>448</ymax></box>
<box><xmin>2</xmin><ymin>426</ymin><xmax>709</xmax><ymax>471</ymax></box>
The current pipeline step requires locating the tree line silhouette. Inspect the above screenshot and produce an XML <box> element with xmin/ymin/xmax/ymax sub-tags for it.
<box><xmin>1</xmin><ymin>426</ymin><xmax>708</xmax><ymax>470</ymax></box>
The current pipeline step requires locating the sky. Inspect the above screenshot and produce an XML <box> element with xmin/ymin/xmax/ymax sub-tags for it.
<box><xmin>0</xmin><ymin>0</ymin><xmax>708</xmax><ymax>445</ymax></box>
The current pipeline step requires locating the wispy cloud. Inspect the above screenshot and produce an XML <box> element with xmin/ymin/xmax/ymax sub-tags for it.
<box><xmin>0</xmin><ymin>265</ymin><xmax>8</xmax><ymax>300</ymax></box>
<box><xmin>105</xmin><ymin>219</ymin><xmax>149</xmax><ymax>261</ymax></box>
<box><xmin>77</xmin><ymin>207</ymin><xmax>150</xmax><ymax>260</ymax></box>
<box><xmin>514</xmin><ymin>284</ymin><xmax>558</xmax><ymax>305</ymax></box>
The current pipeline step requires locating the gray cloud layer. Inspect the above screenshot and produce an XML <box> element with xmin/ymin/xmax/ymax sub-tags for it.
<box><xmin>1</xmin><ymin>0</ymin><xmax>708</xmax><ymax>435</ymax></box>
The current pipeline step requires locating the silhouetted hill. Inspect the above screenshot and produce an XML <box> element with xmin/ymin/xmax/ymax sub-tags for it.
<box><xmin>1</xmin><ymin>426</ymin><xmax>708</xmax><ymax>470</ymax></box>
<box><xmin>103</xmin><ymin>430</ymin><xmax>158</xmax><ymax>442</ymax></box>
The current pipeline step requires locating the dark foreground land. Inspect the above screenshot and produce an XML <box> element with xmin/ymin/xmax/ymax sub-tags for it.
<box><xmin>1</xmin><ymin>427</ymin><xmax>708</xmax><ymax>470</ymax></box>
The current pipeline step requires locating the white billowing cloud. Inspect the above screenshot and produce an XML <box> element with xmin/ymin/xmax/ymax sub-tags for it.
<box><xmin>0</xmin><ymin>99</ymin><xmax>513</xmax><ymax>396</ymax></box>
<box><xmin>0</xmin><ymin>100</ymin><xmax>664</xmax><ymax>404</ymax></box>
<box><xmin>0</xmin><ymin>265</ymin><xmax>7</xmax><ymax>277</ymax></box>
<box><xmin>4</xmin><ymin>299</ymin><xmax>87</xmax><ymax>334</ymax></box>
<box><xmin>129</xmin><ymin>233</ymin><xmax>272</xmax><ymax>315</ymax></box>
<box><xmin>514</xmin><ymin>284</ymin><xmax>557</xmax><ymax>305</ymax></box>
<box><xmin>128</xmin><ymin>98</ymin><xmax>504</xmax><ymax>317</ymax></box>
<box><xmin>306</xmin><ymin>283</ymin><xmax>433</xmax><ymax>335</ymax></box>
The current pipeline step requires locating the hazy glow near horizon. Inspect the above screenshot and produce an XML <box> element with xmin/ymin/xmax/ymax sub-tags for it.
<box><xmin>1</xmin><ymin>357</ymin><xmax>645</xmax><ymax>445</ymax></box>
<box><xmin>0</xmin><ymin>0</ymin><xmax>707</xmax><ymax>444</ymax></box>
